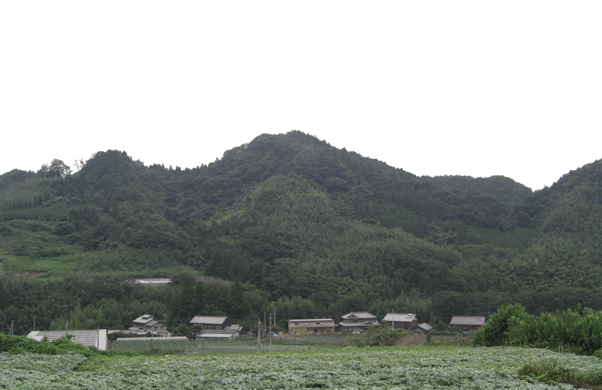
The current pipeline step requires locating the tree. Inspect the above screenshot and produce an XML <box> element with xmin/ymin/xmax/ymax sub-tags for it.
<box><xmin>431</xmin><ymin>291</ymin><xmax>469</xmax><ymax>320</ymax></box>
<box><xmin>73</xmin><ymin>158</ymin><xmax>85</xmax><ymax>171</ymax></box>
<box><xmin>38</xmin><ymin>159</ymin><xmax>71</xmax><ymax>178</ymax></box>
<box><xmin>227</xmin><ymin>281</ymin><xmax>251</xmax><ymax>320</ymax></box>
<box><xmin>170</xmin><ymin>274</ymin><xmax>197</xmax><ymax>321</ymax></box>
<box><xmin>0</xmin><ymin>279</ymin><xmax>5</xmax><ymax>310</ymax></box>
<box><xmin>174</xmin><ymin>323</ymin><xmax>191</xmax><ymax>337</ymax></box>
<box><xmin>195</xmin><ymin>282</ymin><xmax>206</xmax><ymax>315</ymax></box>
<box><xmin>473</xmin><ymin>303</ymin><xmax>532</xmax><ymax>346</ymax></box>
<box><xmin>355</xmin><ymin>325</ymin><xmax>409</xmax><ymax>347</ymax></box>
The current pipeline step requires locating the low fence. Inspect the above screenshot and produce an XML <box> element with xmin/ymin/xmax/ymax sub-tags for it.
<box><xmin>111</xmin><ymin>337</ymin><xmax>310</xmax><ymax>355</ymax></box>
<box><xmin>112</xmin><ymin>337</ymin><xmax>196</xmax><ymax>353</ymax></box>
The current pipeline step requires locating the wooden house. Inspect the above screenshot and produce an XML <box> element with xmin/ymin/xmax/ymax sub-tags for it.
<box><xmin>288</xmin><ymin>319</ymin><xmax>336</xmax><ymax>335</ymax></box>
<box><xmin>339</xmin><ymin>312</ymin><xmax>379</xmax><ymax>332</ymax></box>
<box><xmin>449</xmin><ymin>316</ymin><xmax>486</xmax><ymax>331</ymax></box>
<box><xmin>127</xmin><ymin>314</ymin><xmax>170</xmax><ymax>336</ymax></box>
<box><xmin>382</xmin><ymin>313</ymin><xmax>418</xmax><ymax>330</ymax></box>
<box><xmin>189</xmin><ymin>315</ymin><xmax>231</xmax><ymax>330</ymax></box>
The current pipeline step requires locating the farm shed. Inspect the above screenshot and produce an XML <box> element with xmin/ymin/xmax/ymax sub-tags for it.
<box><xmin>411</xmin><ymin>323</ymin><xmax>433</xmax><ymax>334</ymax></box>
<box><xmin>195</xmin><ymin>333</ymin><xmax>236</xmax><ymax>340</ymax></box>
<box><xmin>195</xmin><ymin>326</ymin><xmax>241</xmax><ymax>339</ymax></box>
<box><xmin>27</xmin><ymin>329</ymin><xmax>108</xmax><ymax>351</ymax></box>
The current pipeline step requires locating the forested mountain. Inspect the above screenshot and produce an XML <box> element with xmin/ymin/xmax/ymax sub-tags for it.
<box><xmin>1</xmin><ymin>131</ymin><xmax>601</xmax><ymax>334</ymax></box>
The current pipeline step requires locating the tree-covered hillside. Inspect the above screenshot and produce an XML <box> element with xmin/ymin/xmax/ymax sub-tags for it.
<box><xmin>1</xmin><ymin>131</ymin><xmax>601</xmax><ymax>334</ymax></box>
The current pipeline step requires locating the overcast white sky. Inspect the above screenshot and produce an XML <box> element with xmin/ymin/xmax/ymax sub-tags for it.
<box><xmin>1</xmin><ymin>1</ymin><xmax>600</xmax><ymax>190</ymax></box>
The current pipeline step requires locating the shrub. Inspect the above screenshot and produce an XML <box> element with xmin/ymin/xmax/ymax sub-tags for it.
<box><xmin>354</xmin><ymin>325</ymin><xmax>409</xmax><ymax>347</ymax></box>
<box><xmin>517</xmin><ymin>359</ymin><xmax>602</xmax><ymax>388</ymax></box>
<box><xmin>0</xmin><ymin>334</ymin><xmax>59</xmax><ymax>354</ymax></box>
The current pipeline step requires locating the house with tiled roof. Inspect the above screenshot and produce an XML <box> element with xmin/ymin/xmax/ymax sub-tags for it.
<box><xmin>288</xmin><ymin>319</ymin><xmax>335</xmax><ymax>335</ymax></box>
<box><xmin>190</xmin><ymin>316</ymin><xmax>241</xmax><ymax>339</ymax></box>
<box><xmin>449</xmin><ymin>316</ymin><xmax>486</xmax><ymax>331</ymax></box>
<box><xmin>339</xmin><ymin>312</ymin><xmax>379</xmax><ymax>332</ymax></box>
<box><xmin>382</xmin><ymin>313</ymin><xmax>418</xmax><ymax>330</ymax></box>
<box><xmin>189</xmin><ymin>315</ymin><xmax>231</xmax><ymax>330</ymax></box>
<box><xmin>123</xmin><ymin>314</ymin><xmax>171</xmax><ymax>336</ymax></box>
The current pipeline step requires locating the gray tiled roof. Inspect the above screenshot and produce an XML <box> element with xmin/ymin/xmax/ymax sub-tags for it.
<box><xmin>383</xmin><ymin>313</ymin><xmax>417</xmax><ymax>323</ymax></box>
<box><xmin>341</xmin><ymin>312</ymin><xmax>377</xmax><ymax>320</ymax></box>
<box><xmin>415</xmin><ymin>323</ymin><xmax>433</xmax><ymax>331</ymax></box>
<box><xmin>132</xmin><ymin>314</ymin><xmax>154</xmax><ymax>325</ymax></box>
<box><xmin>189</xmin><ymin>315</ymin><xmax>228</xmax><ymax>325</ymax></box>
<box><xmin>339</xmin><ymin>320</ymin><xmax>380</xmax><ymax>327</ymax></box>
<box><xmin>450</xmin><ymin>316</ymin><xmax>486</xmax><ymax>326</ymax></box>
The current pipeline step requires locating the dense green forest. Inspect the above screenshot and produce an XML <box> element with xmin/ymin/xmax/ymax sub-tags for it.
<box><xmin>1</xmin><ymin>131</ymin><xmax>602</xmax><ymax>334</ymax></box>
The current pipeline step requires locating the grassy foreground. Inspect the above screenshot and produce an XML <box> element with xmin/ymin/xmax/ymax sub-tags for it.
<box><xmin>2</xmin><ymin>346</ymin><xmax>602</xmax><ymax>389</ymax></box>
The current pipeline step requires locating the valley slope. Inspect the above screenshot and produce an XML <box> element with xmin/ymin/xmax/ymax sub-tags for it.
<box><xmin>1</xmin><ymin>131</ymin><xmax>601</xmax><ymax>333</ymax></box>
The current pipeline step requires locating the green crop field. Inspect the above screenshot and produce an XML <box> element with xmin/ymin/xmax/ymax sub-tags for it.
<box><xmin>2</xmin><ymin>346</ymin><xmax>602</xmax><ymax>389</ymax></box>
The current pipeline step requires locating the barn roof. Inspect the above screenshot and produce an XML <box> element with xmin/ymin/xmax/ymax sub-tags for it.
<box><xmin>450</xmin><ymin>316</ymin><xmax>486</xmax><ymax>326</ymax></box>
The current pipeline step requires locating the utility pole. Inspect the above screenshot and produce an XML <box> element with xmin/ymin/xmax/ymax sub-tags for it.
<box><xmin>264</xmin><ymin>312</ymin><xmax>267</xmax><ymax>338</ymax></box>
<box><xmin>66</xmin><ymin>320</ymin><xmax>69</xmax><ymax>336</ymax></box>
<box><xmin>269</xmin><ymin>313</ymin><xmax>272</xmax><ymax>353</ymax></box>
<box><xmin>392</xmin><ymin>310</ymin><xmax>395</xmax><ymax>331</ymax></box>
<box><xmin>257</xmin><ymin>318</ymin><xmax>261</xmax><ymax>353</ymax></box>
<box><xmin>33</xmin><ymin>316</ymin><xmax>36</xmax><ymax>331</ymax></box>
